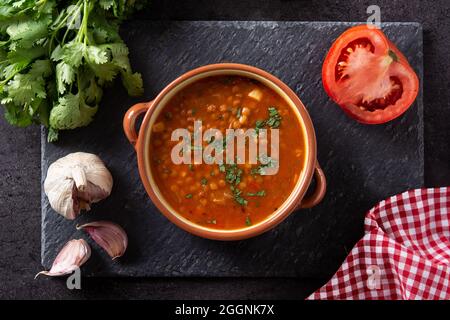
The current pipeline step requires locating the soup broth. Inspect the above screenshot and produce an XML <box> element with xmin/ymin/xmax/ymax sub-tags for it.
<box><xmin>149</xmin><ymin>76</ymin><xmax>306</xmax><ymax>230</ymax></box>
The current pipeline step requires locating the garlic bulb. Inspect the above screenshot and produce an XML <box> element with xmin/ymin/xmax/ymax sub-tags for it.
<box><xmin>35</xmin><ymin>239</ymin><xmax>91</xmax><ymax>278</ymax></box>
<box><xmin>44</xmin><ymin>152</ymin><xmax>113</xmax><ymax>220</ymax></box>
<box><xmin>77</xmin><ymin>221</ymin><xmax>128</xmax><ymax>259</ymax></box>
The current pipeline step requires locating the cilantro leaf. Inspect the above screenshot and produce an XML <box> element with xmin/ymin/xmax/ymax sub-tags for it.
<box><xmin>0</xmin><ymin>0</ymin><xmax>147</xmax><ymax>142</ymax></box>
<box><xmin>247</xmin><ymin>190</ymin><xmax>266</xmax><ymax>197</ymax></box>
<box><xmin>121</xmin><ymin>71</ymin><xmax>143</xmax><ymax>96</ymax></box>
<box><xmin>6</xmin><ymin>20</ymin><xmax>48</xmax><ymax>49</ymax></box>
<box><xmin>49</xmin><ymin>93</ymin><xmax>98</xmax><ymax>130</ymax></box>
<box><xmin>55</xmin><ymin>62</ymin><xmax>75</xmax><ymax>94</ymax></box>
<box><xmin>61</xmin><ymin>41</ymin><xmax>86</xmax><ymax>68</ymax></box>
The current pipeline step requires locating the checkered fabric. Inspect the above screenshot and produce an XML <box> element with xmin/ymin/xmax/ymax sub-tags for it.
<box><xmin>308</xmin><ymin>188</ymin><xmax>450</xmax><ymax>300</ymax></box>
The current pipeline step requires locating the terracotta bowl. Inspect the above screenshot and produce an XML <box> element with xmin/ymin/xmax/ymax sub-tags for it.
<box><xmin>123</xmin><ymin>63</ymin><xmax>326</xmax><ymax>240</ymax></box>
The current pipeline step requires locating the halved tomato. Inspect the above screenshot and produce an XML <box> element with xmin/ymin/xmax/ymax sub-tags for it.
<box><xmin>322</xmin><ymin>25</ymin><xmax>419</xmax><ymax>124</ymax></box>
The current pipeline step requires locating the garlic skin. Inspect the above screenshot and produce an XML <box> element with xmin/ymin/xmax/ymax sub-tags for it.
<box><xmin>77</xmin><ymin>221</ymin><xmax>128</xmax><ymax>259</ymax></box>
<box><xmin>35</xmin><ymin>239</ymin><xmax>91</xmax><ymax>278</ymax></box>
<box><xmin>44</xmin><ymin>152</ymin><xmax>113</xmax><ymax>219</ymax></box>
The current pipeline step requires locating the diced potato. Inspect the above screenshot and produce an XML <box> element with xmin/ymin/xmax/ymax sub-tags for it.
<box><xmin>247</xmin><ymin>88</ymin><xmax>263</xmax><ymax>101</ymax></box>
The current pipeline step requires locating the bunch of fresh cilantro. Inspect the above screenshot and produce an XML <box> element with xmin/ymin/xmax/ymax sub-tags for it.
<box><xmin>0</xmin><ymin>0</ymin><xmax>148</xmax><ymax>141</ymax></box>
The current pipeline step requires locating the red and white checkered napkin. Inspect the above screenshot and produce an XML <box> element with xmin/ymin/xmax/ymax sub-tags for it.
<box><xmin>308</xmin><ymin>188</ymin><xmax>450</xmax><ymax>300</ymax></box>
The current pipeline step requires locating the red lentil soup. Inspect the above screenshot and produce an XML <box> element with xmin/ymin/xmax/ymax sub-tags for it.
<box><xmin>149</xmin><ymin>76</ymin><xmax>306</xmax><ymax>230</ymax></box>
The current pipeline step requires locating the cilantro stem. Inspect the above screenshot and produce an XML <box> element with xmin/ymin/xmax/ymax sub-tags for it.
<box><xmin>52</xmin><ymin>0</ymin><xmax>83</xmax><ymax>31</ymax></box>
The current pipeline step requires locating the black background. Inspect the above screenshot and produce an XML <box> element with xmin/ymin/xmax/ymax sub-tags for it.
<box><xmin>1</xmin><ymin>0</ymin><xmax>449</xmax><ymax>299</ymax></box>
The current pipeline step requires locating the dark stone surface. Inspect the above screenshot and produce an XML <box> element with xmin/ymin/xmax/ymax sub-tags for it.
<box><xmin>1</xmin><ymin>0</ymin><xmax>449</xmax><ymax>299</ymax></box>
<box><xmin>41</xmin><ymin>21</ymin><xmax>423</xmax><ymax>277</ymax></box>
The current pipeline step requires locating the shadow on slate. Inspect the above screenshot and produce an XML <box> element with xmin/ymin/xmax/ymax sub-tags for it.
<box><xmin>41</xmin><ymin>21</ymin><xmax>423</xmax><ymax>277</ymax></box>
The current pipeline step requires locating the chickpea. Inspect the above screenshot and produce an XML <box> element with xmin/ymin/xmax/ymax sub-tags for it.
<box><xmin>218</xmin><ymin>179</ymin><xmax>226</xmax><ymax>187</ymax></box>
<box><xmin>238</xmin><ymin>182</ymin><xmax>247</xmax><ymax>189</ymax></box>
<box><xmin>219</xmin><ymin>104</ymin><xmax>227</xmax><ymax>112</ymax></box>
<box><xmin>189</xmin><ymin>185</ymin><xmax>198</xmax><ymax>192</ymax></box>
<box><xmin>242</xmin><ymin>107</ymin><xmax>251</xmax><ymax>116</ymax></box>
<box><xmin>232</xmin><ymin>120</ymin><xmax>241</xmax><ymax>129</ymax></box>
<box><xmin>207</xmin><ymin>104</ymin><xmax>217</xmax><ymax>112</ymax></box>
<box><xmin>170</xmin><ymin>170</ymin><xmax>178</xmax><ymax>178</ymax></box>
<box><xmin>232</xmin><ymin>99</ymin><xmax>241</xmax><ymax>107</ymax></box>
<box><xmin>152</xmin><ymin>122</ymin><xmax>165</xmax><ymax>133</ymax></box>
<box><xmin>185</xmin><ymin>177</ymin><xmax>193</xmax><ymax>184</ymax></box>
<box><xmin>239</xmin><ymin>115</ymin><xmax>248</xmax><ymax>125</ymax></box>
<box><xmin>209</xmin><ymin>182</ymin><xmax>218</xmax><ymax>190</ymax></box>
<box><xmin>200</xmin><ymin>198</ymin><xmax>207</xmax><ymax>206</ymax></box>
<box><xmin>180</xmin><ymin>171</ymin><xmax>188</xmax><ymax>178</ymax></box>
<box><xmin>231</xmin><ymin>85</ymin><xmax>239</xmax><ymax>93</ymax></box>
<box><xmin>170</xmin><ymin>185</ymin><xmax>179</xmax><ymax>192</ymax></box>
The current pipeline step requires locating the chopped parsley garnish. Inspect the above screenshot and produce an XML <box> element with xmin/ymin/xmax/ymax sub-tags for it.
<box><xmin>201</xmin><ymin>177</ymin><xmax>208</xmax><ymax>186</ymax></box>
<box><xmin>191</xmin><ymin>108</ymin><xmax>197</xmax><ymax>115</ymax></box>
<box><xmin>185</xmin><ymin>193</ymin><xmax>193</xmax><ymax>199</ymax></box>
<box><xmin>188</xmin><ymin>164</ymin><xmax>194</xmax><ymax>171</ymax></box>
<box><xmin>255</xmin><ymin>119</ymin><xmax>266</xmax><ymax>134</ymax></box>
<box><xmin>218</xmin><ymin>163</ymin><xmax>248</xmax><ymax>206</ymax></box>
<box><xmin>236</xmin><ymin>107</ymin><xmax>242</xmax><ymax>118</ymax></box>
<box><xmin>266</xmin><ymin>107</ymin><xmax>282</xmax><ymax>128</ymax></box>
<box><xmin>245</xmin><ymin>216</ymin><xmax>252</xmax><ymax>226</ymax></box>
<box><xmin>224</xmin><ymin>164</ymin><xmax>243</xmax><ymax>186</ymax></box>
<box><xmin>251</xmin><ymin>155</ymin><xmax>277</xmax><ymax>175</ymax></box>
<box><xmin>231</xmin><ymin>186</ymin><xmax>248</xmax><ymax>206</ymax></box>
<box><xmin>247</xmin><ymin>190</ymin><xmax>266</xmax><ymax>197</ymax></box>
<box><xmin>254</xmin><ymin>107</ymin><xmax>282</xmax><ymax>134</ymax></box>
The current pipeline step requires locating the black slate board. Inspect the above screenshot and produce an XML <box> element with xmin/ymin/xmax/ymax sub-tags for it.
<box><xmin>41</xmin><ymin>21</ymin><xmax>423</xmax><ymax>277</ymax></box>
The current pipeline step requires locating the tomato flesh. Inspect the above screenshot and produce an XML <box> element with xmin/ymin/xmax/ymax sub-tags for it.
<box><xmin>323</xmin><ymin>25</ymin><xmax>419</xmax><ymax>124</ymax></box>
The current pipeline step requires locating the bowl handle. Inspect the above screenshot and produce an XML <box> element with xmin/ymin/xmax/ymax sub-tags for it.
<box><xmin>298</xmin><ymin>162</ymin><xmax>326</xmax><ymax>209</ymax></box>
<box><xmin>123</xmin><ymin>101</ymin><xmax>154</xmax><ymax>148</ymax></box>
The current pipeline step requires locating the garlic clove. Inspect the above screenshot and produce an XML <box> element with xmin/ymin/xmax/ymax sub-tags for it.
<box><xmin>44</xmin><ymin>152</ymin><xmax>113</xmax><ymax>220</ymax></box>
<box><xmin>77</xmin><ymin>221</ymin><xmax>128</xmax><ymax>259</ymax></box>
<box><xmin>35</xmin><ymin>239</ymin><xmax>91</xmax><ymax>278</ymax></box>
